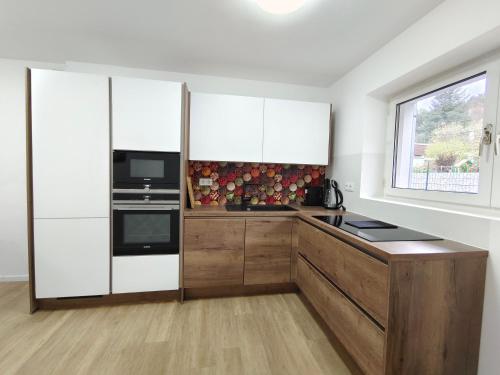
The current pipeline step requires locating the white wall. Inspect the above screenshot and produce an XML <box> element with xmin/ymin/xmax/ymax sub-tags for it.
<box><xmin>0</xmin><ymin>59</ymin><xmax>329</xmax><ymax>282</ymax></box>
<box><xmin>328</xmin><ymin>0</ymin><xmax>500</xmax><ymax>374</ymax></box>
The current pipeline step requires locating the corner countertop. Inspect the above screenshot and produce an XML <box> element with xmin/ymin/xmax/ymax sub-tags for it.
<box><xmin>184</xmin><ymin>204</ymin><xmax>488</xmax><ymax>261</ymax></box>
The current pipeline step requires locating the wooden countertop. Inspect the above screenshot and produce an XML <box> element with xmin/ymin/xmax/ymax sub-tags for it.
<box><xmin>185</xmin><ymin>205</ymin><xmax>488</xmax><ymax>261</ymax></box>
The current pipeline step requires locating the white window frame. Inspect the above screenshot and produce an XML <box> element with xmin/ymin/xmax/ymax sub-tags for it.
<box><xmin>384</xmin><ymin>60</ymin><xmax>500</xmax><ymax>208</ymax></box>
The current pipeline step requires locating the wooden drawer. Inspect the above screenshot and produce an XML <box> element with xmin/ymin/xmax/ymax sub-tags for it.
<box><xmin>184</xmin><ymin>218</ymin><xmax>245</xmax><ymax>288</ymax></box>
<box><xmin>297</xmin><ymin>256</ymin><xmax>385</xmax><ymax>375</ymax></box>
<box><xmin>244</xmin><ymin>218</ymin><xmax>292</xmax><ymax>285</ymax></box>
<box><xmin>298</xmin><ymin>221</ymin><xmax>389</xmax><ymax>326</ymax></box>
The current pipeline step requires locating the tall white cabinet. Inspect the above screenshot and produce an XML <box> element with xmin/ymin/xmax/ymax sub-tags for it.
<box><xmin>31</xmin><ymin>69</ymin><xmax>110</xmax><ymax>298</ymax></box>
<box><xmin>112</xmin><ymin>77</ymin><xmax>183</xmax><ymax>152</ymax></box>
<box><xmin>262</xmin><ymin>99</ymin><xmax>331</xmax><ymax>165</ymax></box>
<box><xmin>189</xmin><ymin>93</ymin><xmax>265</xmax><ymax>162</ymax></box>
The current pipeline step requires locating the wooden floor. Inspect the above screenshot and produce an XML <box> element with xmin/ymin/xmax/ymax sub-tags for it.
<box><xmin>0</xmin><ymin>282</ymin><xmax>360</xmax><ymax>375</ymax></box>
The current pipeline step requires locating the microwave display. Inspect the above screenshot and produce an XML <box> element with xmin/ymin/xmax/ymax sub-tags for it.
<box><xmin>130</xmin><ymin>159</ymin><xmax>165</xmax><ymax>179</ymax></box>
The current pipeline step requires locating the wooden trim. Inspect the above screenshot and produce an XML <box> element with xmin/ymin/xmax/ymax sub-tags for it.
<box><xmin>184</xmin><ymin>283</ymin><xmax>297</xmax><ymax>300</ymax></box>
<box><xmin>108</xmin><ymin>77</ymin><xmax>113</xmax><ymax>294</ymax></box>
<box><xmin>179</xmin><ymin>83</ymin><xmax>189</xmax><ymax>302</ymax></box>
<box><xmin>36</xmin><ymin>290</ymin><xmax>180</xmax><ymax>310</ymax></box>
<box><xmin>25</xmin><ymin>68</ymin><xmax>37</xmax><ymax>314</ymax></box>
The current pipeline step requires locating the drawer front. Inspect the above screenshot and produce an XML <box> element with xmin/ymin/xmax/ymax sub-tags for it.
<box><xmin>184</xmin><ymin>219</ymin><xmax>245</xmax><ymax>288</ymax></box>
<box><xmin>244</xmin><ymin>218</ymin><xmax>292</xmax><ymax>285</ymax></box>
<box><xmin>297</xmin><ymin>256</ymin><xmax>385</xmax><ymax>375</ymax></box>
<box><xmin>298</xmin><ymin>221</ymin><xmax>389</xmax><ymax>326</ymax></box>
<box><xmin>112</xmin><ymin>255</ymin><xmax>179</xmax><ymax>293</ymax></box>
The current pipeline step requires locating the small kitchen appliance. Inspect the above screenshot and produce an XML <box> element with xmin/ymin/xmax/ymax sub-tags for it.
<box><xmin>323</xmin><ymin>179</ymin><xmax>345</xmax><ymax>210</ymax></box>
<box><xmin>303</xmin><ymin>186</ymin><xmax>324</xmax><ymax>206</ymax></box>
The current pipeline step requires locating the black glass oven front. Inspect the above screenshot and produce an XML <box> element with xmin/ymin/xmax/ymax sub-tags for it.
<box><xmin>113</xmin><ymin>207</ymin><xmax>180</xmax><ymax>256</ymax></box>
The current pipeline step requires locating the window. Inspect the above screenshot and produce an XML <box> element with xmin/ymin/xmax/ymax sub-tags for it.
<box><xmin>393</xmin><ymin>73</ymin><xmax>486</xmax><ymax>194</ymax></box>
<box><xmin>387</xmin><ymin>62</ymin><xmax>500</xmax><ymax>208</ymax></box>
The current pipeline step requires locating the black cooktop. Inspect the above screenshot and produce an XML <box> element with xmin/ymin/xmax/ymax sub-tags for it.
<box><xmin>313</xmin><ymin>213</ymin><xmax>442</xmax><ymax>242</ymax></box>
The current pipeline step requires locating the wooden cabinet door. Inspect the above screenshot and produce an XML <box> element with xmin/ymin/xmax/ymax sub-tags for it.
<box><xmin>184</xmin><ymin>219</ymin><xmax>245</xmax><ymax>288</ymax></box>
<box><xmin>189</xmin><ymin>93</ymin><xmax>264</xmax><ymax>162</ymax></box>
<box><xmin>112</xmin><ymin>77</ymin><xmax>182</xmax><ymax>152</ymax></box>
<box><xmin>262</xmin><ymin>98</ymin><xmax>331</xmax><ymax>165</ymax></box>
<box><xmin>31</xmin><ymin>69</ymin><xmax>110</xmax><ymax>219</ymax></box>
<box><xmin>244</xmin><ymin>218</ymin><xmax>292</xmax><ymax>285</ymax></box>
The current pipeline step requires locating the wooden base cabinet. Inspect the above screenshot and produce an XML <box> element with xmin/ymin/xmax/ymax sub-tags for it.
<box><xmin>184</xmin><ymin>218</ymin><xmax>293</xmax><ymax>289</ymax></box>
<box><xmin>244</xmin><ymin>218</ymin><xmax>292</xmax><ymax>285</ymax></box>
<box><xmin>184</xmin><ymin>218</ymin><xmax>245</xmax><ymax>288</ymax></box>
<box><xmin>296</xmin><ymin>221</ymin><xmax>487</xmax><ymax>375</ymax></box>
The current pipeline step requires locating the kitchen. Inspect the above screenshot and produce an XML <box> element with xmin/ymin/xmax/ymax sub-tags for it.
<box><xmin>1</xmin><ymin>1</ymin><xmax>500</xmax><ymax>375</ymax></box>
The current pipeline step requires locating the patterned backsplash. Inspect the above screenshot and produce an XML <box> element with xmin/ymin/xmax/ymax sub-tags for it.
<box><xmin>188</xmin><ymin>161</ymin><xmax>326</xmax><ymax>206</ymax></box>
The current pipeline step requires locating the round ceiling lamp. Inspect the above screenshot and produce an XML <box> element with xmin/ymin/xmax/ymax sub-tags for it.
<box><xmin>255</xmin><ymin>0</ymin><xmax>306</xmax><ymax>15</ymax></box>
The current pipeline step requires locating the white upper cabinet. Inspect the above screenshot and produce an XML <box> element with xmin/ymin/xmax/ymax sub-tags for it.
<box><xmin>263</xmin><ymin>98</ymin><xmax>331</xmax><ymax>165</ymax></box>
<box><xmin>112</xmin><ymin>77</ymin><xmax>182</xmax><ymax>152</ymax></box>
<box><xmin>31</xmin><ymin>69</ymin><xmax>110</xmax><ymax>219</ymax></box>
<box><xmin>189</xmin><ymin>93</ymin><xmax>264</xmax><ymax>162</ymax></box>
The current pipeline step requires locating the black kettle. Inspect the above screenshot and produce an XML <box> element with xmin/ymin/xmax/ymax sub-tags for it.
<box><xmin>323</xmin><ymin>179</ymin><xmax>346</xmax><ymax>210</ymax></box>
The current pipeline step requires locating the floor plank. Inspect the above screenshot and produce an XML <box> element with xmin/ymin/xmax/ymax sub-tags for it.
<box><xmin>0</xmin><ymin>282</ymin><xmax>359</xmax><ymax>375</ymax></box>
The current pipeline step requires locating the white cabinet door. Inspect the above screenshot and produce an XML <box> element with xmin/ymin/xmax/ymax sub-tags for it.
<box><xmin>31</xmin><ymin>69</ymin><xmax>110</xmax><ymax>219</ymax></box>
<box><xmin>112</xmin><ymin>255</ymin><xmax>179</xmax><ymax>293</ymax></box>
<box><xmin>263</xmin><ymin>99</ymin><xmax>331</xmax><ymax>165</ymax></box>
<box><xmin>112</xmin><ymin>77</ymin><xmax>182</xmax><ymax>152</ymax></box>
<box><xmin>34</xmin><ymin>218</ymin><xmax>110</xmax><ymax>298</ymax></box>
<box><xmin>189</xmin><ymin>93</ymin><xmax>264</xmax><ymax>162</ymax></box>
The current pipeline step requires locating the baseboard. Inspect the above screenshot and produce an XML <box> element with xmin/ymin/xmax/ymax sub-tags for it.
<box><xmin>184</xmin><ymin>283</ymin><xmax>298</xmax><ymax>300</ymax></box>
<box><xmin>0</xmin><ymin>275</ymin><xmax>29</xmax><ymax>282</ymax></box>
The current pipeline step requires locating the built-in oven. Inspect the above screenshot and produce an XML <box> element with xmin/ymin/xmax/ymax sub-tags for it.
<box><xmin>113</xmin><ymin>199</ymin><xmax>180</xmax><ymax>256</ymax></box>
<box><xmin>113</xmin><ymin>150</ymin><xmax>180</xmax><ymax>190</ymax></box>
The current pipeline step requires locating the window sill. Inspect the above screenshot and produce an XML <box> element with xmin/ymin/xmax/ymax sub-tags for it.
<box><xmin>361</xmin><ymin>194</ymin><xmax>500</xmax><ymax>222</ymax></box>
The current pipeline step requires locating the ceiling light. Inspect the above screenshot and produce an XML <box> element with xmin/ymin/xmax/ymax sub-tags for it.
<box><xmin>255</xmin><ymin>0</ymin><xmax>306</xmax><ymax>15</ymax></box>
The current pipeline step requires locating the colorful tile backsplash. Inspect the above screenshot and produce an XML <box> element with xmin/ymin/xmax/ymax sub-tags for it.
<box><xmin>188</xmin><ymin>161</ymin><xmax>326</xmax><ymax>206</ymax></box>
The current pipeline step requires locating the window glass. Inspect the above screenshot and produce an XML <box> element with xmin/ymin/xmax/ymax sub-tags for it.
<box><xmin>393</xmin><ymin>74</ymin><xmax>486</xmax><ymax>194</ymax></box>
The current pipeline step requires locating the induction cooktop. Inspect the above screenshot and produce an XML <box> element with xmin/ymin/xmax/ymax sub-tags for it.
<box><xmin>313</xmin><ymin>213</ymin><xmax>442</xmax><ymax>242</ymax></box>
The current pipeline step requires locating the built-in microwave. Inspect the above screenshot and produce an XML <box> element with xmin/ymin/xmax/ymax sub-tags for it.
<box><xmin>113</xmin><ymin>150</ymin><xmax>180</xmax><ymax>190</ymax></box>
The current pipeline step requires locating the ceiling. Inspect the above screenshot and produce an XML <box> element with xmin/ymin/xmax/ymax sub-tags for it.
<box><xmin>0</xmin><ymin>0</ymin><xmax>444</xmax><ymax>87</ymax></box>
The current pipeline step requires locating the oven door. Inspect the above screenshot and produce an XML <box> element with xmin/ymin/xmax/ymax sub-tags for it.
<box><xmin>113</xmin><ymin>150</ymin><xmax>180</xmax><ymax>189</ymax></box>
<box><xmin>113</xmin><ymin>204</ymin><xmax>180</xmax><ymax>256</ymax></box>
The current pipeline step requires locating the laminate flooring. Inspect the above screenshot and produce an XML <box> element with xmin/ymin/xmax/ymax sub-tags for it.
<box><xmin>0</xmin><ymin>282</ymin><xmax>359</xmax><ymax>375</ymax></box>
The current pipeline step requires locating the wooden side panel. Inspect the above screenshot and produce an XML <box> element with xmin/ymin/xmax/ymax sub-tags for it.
<box><xmin>298</xmin><ymin>221</ymin><xmax>389</xmax><ymax>326</ymax></box>
<box><xmin>290</xmin><ymin>219</ymin><xmax>299</xmax><ymax>282</ymax></box>
<box><xmin>385</xmin><ymin>257</ymin><xmax>487</xmax><ymax>375</ymax></box>
<box><xmin>184</xmin><ymin>218</ymin><xmax>245</xmax><ymax>288</ymax></box>
<box><xmin>297</xmin><ymin>256</ymin><xmax>385</xmax><ymax>375</ymax></box>
<box><xmin>244</xmin><ymin>218</ymin><xmax>292</xmax><ymax>285</ymax></box>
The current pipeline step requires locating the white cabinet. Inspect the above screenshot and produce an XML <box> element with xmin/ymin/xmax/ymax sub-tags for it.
<box><xmin>263</xmin><ymin>99</ymin><xmax>331</xmax><ymax>165</ymax></box>
<box><xmin>34</xmin><ymin>218</ymin><xmax>110</xmax><ymax>298</ymax></box>
<box><xmin>112</xmin><ymin>77</ymin><xmax>182</xmax><ymax>152</ymax></box>
<box><xmin>31</xmin><ymin>69</ymin><xmax>110</xmax><ymax>219</ymax></box>
<box><xmin>31</xmin><ymin>69</ymin><xmax>110</xmax><ymax>299</ymax></box>
<box><xmin>189</xmin><ymin>93</ymin><xmax>264</xmax><ymax>162</ymax></box>
<box><xmin>112</xmin><ymin>255</ymin><xmax>179</xmax><ymax>293</ymax></box>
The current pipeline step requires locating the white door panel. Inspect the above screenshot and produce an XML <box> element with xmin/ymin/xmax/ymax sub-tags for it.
<box><xmin>31</xmin><ymin>69</ymin><xmax>110</xmax><ymax>219</ymax></box>
<box><xmin>262</xmin><ymin>98</ymin><xmax>330</xmax><ymax>165</ymax></box>
<box><xmin>34</xmin><ymin>218</ymin><xmax>110</xmax><ymax>298</ymax></box>
<box><xmin>112</xmin><ymin>77</ymin><xmax>182</xmax><ymax>152</ymax></box>
<box><xmin>112</xmin><ymin>255</ymin><xmax>179</xmax><ymax>293</ymax></box>
<box><xmin>189</xmin><ymin>93</ymin><xmax>264</xmax><ymax>162</ymax></box>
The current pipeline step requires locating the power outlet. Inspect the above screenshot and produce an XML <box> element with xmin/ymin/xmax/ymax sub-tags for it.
<box><xmin>199</xmin><ymin>178</ymin><xmax>213</xmax><ymax>186</ymax></box>
<box><xmin>344</xmin><ymin>182</ymin><xmax>355</xmax><ymax>192</ymax></box>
